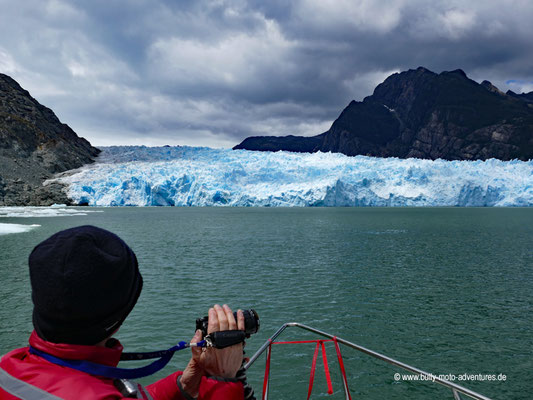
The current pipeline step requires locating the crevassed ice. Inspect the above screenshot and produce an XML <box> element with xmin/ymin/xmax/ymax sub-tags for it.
<box><xmin>56</xmin><ymin>146</ymin><xmax>533</xmax><ymax>207</ymax></box>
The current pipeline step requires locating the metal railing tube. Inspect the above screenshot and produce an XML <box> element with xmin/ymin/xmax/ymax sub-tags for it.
<box><xmin>244</xmin><ymin>323</ymin><xmax>290</xmax><ymax>369</ymax></box>
<box><xmin>245</xmin><ymin>322</ymin><xmax>493</xmax><ymax>400</ymax></box>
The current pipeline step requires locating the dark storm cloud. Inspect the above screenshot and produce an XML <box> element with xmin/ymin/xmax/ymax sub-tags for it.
<box><xmin>1</xmin><ymin>0</ymin><xmax>532</xmax><ymax>147</ymax></box>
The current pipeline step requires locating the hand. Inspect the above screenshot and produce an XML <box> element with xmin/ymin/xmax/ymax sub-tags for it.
<box><xmin>195</xmin><ymin>304</ymin><xmax>245</xmax><ymax>377</ymax></box>
<box><xmin>180</xmin><ymin>304</ymin><xmax>245</xmax><ymax>397</ymax></box>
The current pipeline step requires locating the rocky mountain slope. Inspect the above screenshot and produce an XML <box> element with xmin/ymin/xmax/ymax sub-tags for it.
<box><xmin>234</xmin><ymin>67</ymin><xmax>533</xmax><ymax>161</ymax></box>
<box><xmin>0</xmin><ymin>73</ymin><xmax>100</xmax><ymax>205</ymax></box>
<box><xmin>507</xmin><ymin>90</ymin><xmax>533</xmax><ymax>103</ymax></box>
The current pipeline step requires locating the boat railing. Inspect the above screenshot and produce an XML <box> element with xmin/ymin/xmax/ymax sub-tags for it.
<box><xmin>244</xmin><ymin>322</ymin><xmax>493</xmax><ymax>400</ymax></box>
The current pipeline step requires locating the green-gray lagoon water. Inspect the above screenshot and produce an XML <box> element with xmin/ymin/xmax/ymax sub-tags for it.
<box><xmin>1</xmin><ymin>208</ymin><xmax>532</xmax><ymax>399</ymax></box>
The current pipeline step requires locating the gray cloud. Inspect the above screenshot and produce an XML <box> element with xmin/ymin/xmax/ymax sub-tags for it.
<box><xmin>1</xmin><ymin>0</ymin><xmax>532</xmax><ymax>147</ymax></box>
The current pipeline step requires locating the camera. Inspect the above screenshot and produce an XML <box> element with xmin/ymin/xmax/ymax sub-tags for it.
<box><xmin>196</xmin><ymin>309</ymin><xmax>259</xmax><ymax>338</ymax></box>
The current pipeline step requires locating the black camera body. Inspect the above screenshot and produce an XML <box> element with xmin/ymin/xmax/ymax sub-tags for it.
<box><xmin>196</xmin><ymin>309</ymin><xmax>259</xmax><ymax>338</ymax></box>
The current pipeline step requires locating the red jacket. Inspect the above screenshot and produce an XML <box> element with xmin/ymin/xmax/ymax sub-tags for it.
<box><xmin>0</xmin><ymin>332</ymin><xmax>243</xmax><ymax>400</ymax></box>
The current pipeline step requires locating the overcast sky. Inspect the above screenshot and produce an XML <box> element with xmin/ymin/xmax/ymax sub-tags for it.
<box><xmin>1</xmin><ymin>0</ymin><xmax>533</xmax><ymax>148</ymax></box>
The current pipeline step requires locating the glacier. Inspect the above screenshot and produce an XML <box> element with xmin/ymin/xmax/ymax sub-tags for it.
<box><xmin>55</xmin><ymin>146</ymin><xmax>533</xmax><ymax>207</ymax></box>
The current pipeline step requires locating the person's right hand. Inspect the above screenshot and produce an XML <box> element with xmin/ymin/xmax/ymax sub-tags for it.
<box><xmin>180</xmin><ymin>304</ymin><xmax>245</xmax><ymax>397</ymax></box>
<box><xmin>192</xmin><ymin>304</ymin><xmax>245</xmax><ymax>377</ymax></box>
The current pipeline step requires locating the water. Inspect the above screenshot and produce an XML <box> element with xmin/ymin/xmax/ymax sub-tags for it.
<box><xmin>0</xmin><ymin>207</ymin><xmax>532</xmax><ymax>399</ymax></box>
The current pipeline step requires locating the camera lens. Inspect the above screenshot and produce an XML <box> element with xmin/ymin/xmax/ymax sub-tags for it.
<box><xmin>241</xmin><ymin>309</ymin><xmax>260</xmax><ymax>336</ymax></box>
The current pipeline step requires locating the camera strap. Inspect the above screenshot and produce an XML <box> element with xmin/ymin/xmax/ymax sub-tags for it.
<box><xmin>28</xmin><ymin>331</ymin><xmax>246</xmax><ymax>380</ymax></box>
<box><xmin>204</xmin><ymin>330</ymin><xmax>246</xmax><ymax>349</ymax></box>
<box><xmin>28</xmin><ymin>340</ymin><xmax>198</xmax><ymax>380</ymax></box>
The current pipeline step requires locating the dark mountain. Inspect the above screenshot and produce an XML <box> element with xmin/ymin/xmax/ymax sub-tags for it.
<box><xmin>234</xmin><ymin>133</ymin><xmax>326</xmax><ymax>153</ymax></box>
<box><xmin>506</xmin><ymin>89</ymin><xmax>533</xmax><ymax>103</ymax></box>
<box><xmin>0</xmin><ymin>73</ymin><xmax>100</xmax><ymax>205</ymax></box>
<box><xmin>234</xmin><ymin>67</ymin><xmax>533</xmax><ymax>161</ymax></box>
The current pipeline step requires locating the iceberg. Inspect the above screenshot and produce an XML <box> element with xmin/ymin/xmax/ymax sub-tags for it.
<box><xmin>0</xmin><ymin>223</ymin><xmax>40</xmax><ymax>235</ymax></box>
<box><xmin>0</xmin><ymin>206</ymin><xmax>102</xmax><ymax>218</ymax></box>
<box><xmin>56</xmin><ymin>146</ymin><xmax>533</xmax><ymax>207</ymax></box>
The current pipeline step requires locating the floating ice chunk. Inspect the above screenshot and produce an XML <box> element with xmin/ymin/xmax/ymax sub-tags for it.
<box><xmin>0</xmin><ymin>206</ymin><xmax>102</xmax><ymax>218</ymax></box>
<box><xmin>56</xmin><ymin>146</ymin><xmax>533</xmax><ymax>207</ymax></box>
<box><xmin>0</xmin><ymin>223</ymin><xmax>40</xmax><ymax>235</ymax></box>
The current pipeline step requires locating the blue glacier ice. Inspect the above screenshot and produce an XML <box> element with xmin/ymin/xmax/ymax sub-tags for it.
<box><xmin>55</xmin><ymin>146</ymin><xmax>533</xmax><ymax>207</ymax></box>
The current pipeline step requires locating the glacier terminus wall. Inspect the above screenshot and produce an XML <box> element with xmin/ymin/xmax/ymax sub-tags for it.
<box><xmin>55</xmin><ymin>146</ymin><xmax>533</xmax><ymax>207</ymax></box>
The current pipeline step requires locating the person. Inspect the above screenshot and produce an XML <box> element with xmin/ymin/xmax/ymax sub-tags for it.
<box><xmin>0</xmin><ymin>225</ymin><xmax>246</xmax><ymax>400</ymax></box>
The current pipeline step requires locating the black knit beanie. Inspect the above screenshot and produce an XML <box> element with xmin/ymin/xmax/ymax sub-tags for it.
<box><xmin>29</xmin><ymin>225</ymin><xmax>143</xmax><ymax>345</ymax></box>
